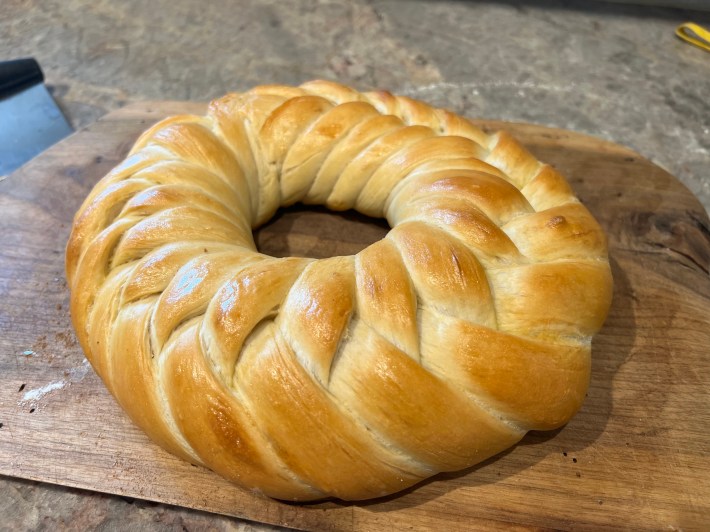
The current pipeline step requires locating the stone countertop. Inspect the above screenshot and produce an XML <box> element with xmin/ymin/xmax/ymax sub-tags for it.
<box><xmin>2</xmin><ymin>0</ymin><xmax>709</xmax><ymax>530</ymax></box>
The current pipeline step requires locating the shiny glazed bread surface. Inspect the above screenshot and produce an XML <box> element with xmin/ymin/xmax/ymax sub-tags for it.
<box><xmin>66</xmin><ymin>81</ymin><xmax>613</xmax><ymax>501</ymax></box>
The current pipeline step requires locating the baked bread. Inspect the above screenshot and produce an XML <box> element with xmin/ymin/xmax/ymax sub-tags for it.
<box><xmin>66</xmin><ymin>80</ymin><xmax>612</xmax><ymax>501</ymax></box>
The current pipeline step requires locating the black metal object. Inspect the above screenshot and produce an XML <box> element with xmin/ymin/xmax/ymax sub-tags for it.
<box><xmin>0</xmin><ymin>58</ymin><xmax>73</xmax><ymax>176</ymax></box>
<box><xmin>0</xmin><ymin>58</ymin><xmax>45</xmax><ymax>98</ymax></box>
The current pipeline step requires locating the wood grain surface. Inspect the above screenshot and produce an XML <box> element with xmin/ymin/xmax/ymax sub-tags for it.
<box><xmin>1</xmin><ymin>101</ymin><xmax>709</xmax><ymax>531</ymax></box>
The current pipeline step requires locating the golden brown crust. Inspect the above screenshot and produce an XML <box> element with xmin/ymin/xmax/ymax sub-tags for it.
<box><xmin>66</xmin><ymin>80</ymin><xmax>613</xmax><ymax>501</ymax></box>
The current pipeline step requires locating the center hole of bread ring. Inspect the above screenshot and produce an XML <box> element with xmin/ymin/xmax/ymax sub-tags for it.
<box><xmin>253</xmin><ymin>205</ymin><xmax>390</xmax><ymax>259</ymax></box>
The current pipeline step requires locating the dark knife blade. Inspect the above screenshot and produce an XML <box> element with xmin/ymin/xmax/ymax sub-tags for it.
<box><xmin>0</xmin><ymin>58</ymin><xmax>73</xmax><ymax>177</ymax></box>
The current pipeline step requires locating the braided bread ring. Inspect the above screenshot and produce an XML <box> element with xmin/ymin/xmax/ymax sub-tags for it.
<box><xmin>66</xmin><ymin>81</ymin><xmax>612</xmax><ymax>501</ymax></box>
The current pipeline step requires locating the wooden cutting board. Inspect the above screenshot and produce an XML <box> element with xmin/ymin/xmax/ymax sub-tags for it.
<box><xmin>1</xmin><ymin>101</ymin><xmax>709</xmax><ymax>531</ymax></box>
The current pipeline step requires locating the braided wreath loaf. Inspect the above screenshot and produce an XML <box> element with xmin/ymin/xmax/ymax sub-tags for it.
<box><xmin>66</xmin><ymin>80</ymin><xmax>612</xmax><ymax>501</ymax></box>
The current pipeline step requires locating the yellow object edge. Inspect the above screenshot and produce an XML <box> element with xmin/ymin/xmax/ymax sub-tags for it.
<box><xmin>676</xmin><ymin>22</ymin><xmax>710</xmax><ymax>53</ymax></box>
